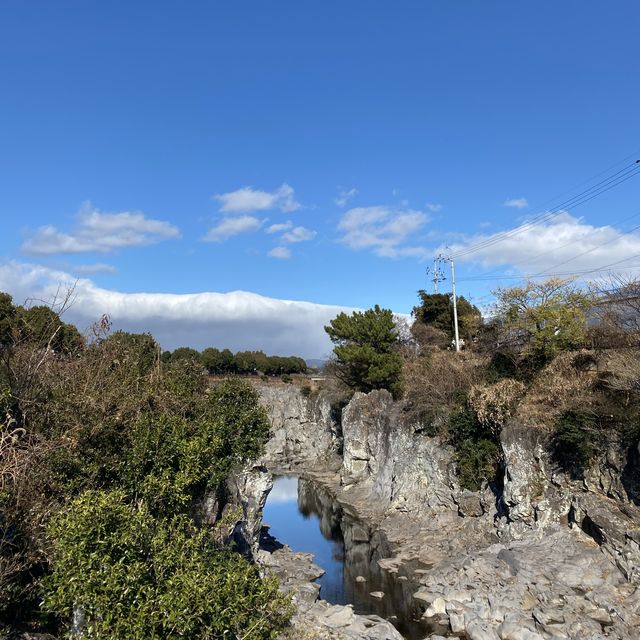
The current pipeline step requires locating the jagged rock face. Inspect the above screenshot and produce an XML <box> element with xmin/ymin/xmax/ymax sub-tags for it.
<box><xmin>499</xmin><ymin>420</ymin><xmax>569</xmax><ymax>537</ymax></box>
<box><xmin>226</xmin><ymin>464</ymin><xmax>273</xmax><ymax>560</ymax></box>
<box><xmin>500</xmin><ymin>419</ymin><xmax>640</xmax><ymax>584</ymax></box>
<box><xmin>341</xmin><ymin>390</ymin><xmax>459</xmax><ymax>513</ymax></box>
<box><xmin>259</xmin><ymin>385</ymin><xmax>339</xmax><ymax>466</ymax></box>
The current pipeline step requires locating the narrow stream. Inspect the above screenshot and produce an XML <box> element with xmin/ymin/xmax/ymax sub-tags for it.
<box><xmin>262</xmin><ymin>476</ymin><xmax>439</xmax><ymax>639</ymax></box>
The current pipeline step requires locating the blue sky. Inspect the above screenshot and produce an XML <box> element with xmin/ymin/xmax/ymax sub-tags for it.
<box><xmin>1</xmin><ymin>1</ymin><xmax>639</xmax><ymax>356</ymax></box>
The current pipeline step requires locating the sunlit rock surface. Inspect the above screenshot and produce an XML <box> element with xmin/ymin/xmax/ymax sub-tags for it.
<box><xmin>255</xmin><ymin>384</ymin><xmax>640</xmax><ymax>639</ymax></box>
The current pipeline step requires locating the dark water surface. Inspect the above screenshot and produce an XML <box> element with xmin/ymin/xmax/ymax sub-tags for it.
<box><xmin>262</xmin><ymin>476</ymin><xmax>437</xmax><ymax>640</ymax></box>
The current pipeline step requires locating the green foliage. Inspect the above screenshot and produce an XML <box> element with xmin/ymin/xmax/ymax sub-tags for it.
<box><xmin>206</xmin><ymin>378</ymin><xmax>271</xmax><ymax>466</ymax></box>
<box><xmin>412</xmin><ymin>291</ymin><xmax>481</xmax><ymax>342</ymax></box>
<box><xmin>0</xmin><ymin>292</ymin><xmax>17</xmax><ymax>347</ymax></box>
<box><xmin>455</xmin><ymin>438</ymin><xmax>500</xmax><ymax>492</ymax></box>
<box><xmin>412</xmin><ymin>292</ymin><xmax>451</xmax><ymax>333</ymax></box>
<box><xmin>325</xmin><ymin>305</ymin><xmax>402</xmax><ymax>397</ymax></box>
<box><xmin>43</xmin><ymin>491</ymin><xmax>291</xmax><ymax>640</ymax></box>
<box><xmin>493</xmin><ymin>278</ymin><xmax>589</xmax><ymax>362</ymax></box>
<box><xmin>100</xmin><ymin>331</ymin><xmax>159</xmax><ymax>376</ymax></box>
<box><xmin>552</xmin><ymin>409</ymin><xmax>600</xmax><ymax>477</ymax></box>
<box><xmin>19</xmin><ymin>305</ymin><xmax>84</xmax><ymax>356</ymax></box>
<box><xmin>448</xmin><ymin>404</ymin><xmax>501</xmax><ymax>491</ymax></box>
<box><xmin>0</xmin><ymin>301</ymin><xmax>289</xmax><ymax>637</ymax></box>
<box><xmin>170</xmin><ymin>346</ymin><xmax>203</xmax><ymax>363</ymax></box>
<box><xmin>176</xmin><ymin>346</ymin><xmax>307</xmax><ymax>376</ymax></box>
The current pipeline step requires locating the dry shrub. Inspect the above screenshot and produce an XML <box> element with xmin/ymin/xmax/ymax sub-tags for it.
<box><xmin>516</xmin><ymin>351</ymin><xmax>596</xmax><ymax>428</ymax></box>
<box><xmin>598</xmin><ymin>348</ymin><xmax>640</xmax><ymax>399</ymax></box>
<box><xmin>468</xmin><ymin>378</ymin><xmax>526</xmax><ymax>434</ymax></box>
<box><xmin>403</xmin><ymin>350</ymin><xmax>486</xmax><ymax>429</ymax></box>
<box><xmin>410</xmin><ymin>322</ymin><xmax>450</xmax><ymax>351</ymax></box>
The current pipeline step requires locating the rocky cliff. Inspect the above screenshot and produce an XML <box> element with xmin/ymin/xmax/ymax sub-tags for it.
<box><xmin>255</xmin><ymin>382</ymin><xmax>640</xmax><ymax>639</ymax></box>
<box><xmin>259</xmin><ymin>384</ymin><xmax>340</xmax><ymax>468</ymax></box>
<box><xmin>499</xmin><ymin>418</ymin><xmax>640</xmax><ymax>585</ymax></box>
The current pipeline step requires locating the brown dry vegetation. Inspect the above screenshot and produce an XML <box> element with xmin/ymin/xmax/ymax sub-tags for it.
<box><xmin>402</xmin><ymin>350</ymin><xmax>486</xmax><ymax>429</ymax></box>
<box><xmin>468</xmin><ymin>378</ymin><xmax>526</xmax><ymax>434</ymax></box>
<box><xmin>512</xmin><ymin>351</ymin><xmax>599</xmax><ymax>430</ymax></box>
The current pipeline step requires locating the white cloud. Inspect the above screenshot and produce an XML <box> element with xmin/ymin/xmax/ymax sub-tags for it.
<box><xmin>266</xmin><ymin>221</ymin><xmax>293</xmax><ymax>234</ymax></box>
<box><xmin>334</xmin><ymin>188</ymin><xmax>358</xmax><ymax>208</ymax></box>
<box><xmin>338</xmin><ymin>206</ymin><xmax>430</xmax><ymax>260</ymax></box>
<box><xmin>22</xmin><ymin>201</ymin><xmax>180</xmax><ymax>255</ymax></box>
<box><xmin>73</xmin><ymin>263</ymin><xmax>117</xmax><ymax>275</ymax></box>
<box><xmin>268</xmin><ymin>246</ymin><xmax>291</xmax><ymax>259</ymax></box>
<box><xmin>446</xmin><ymin>212</ymin><xmax>640</xmax><ymax>274</ymax></box>
<box><xmin>504</xmin><ymin>197</ymin><xmax>528</xmax><ymax>209</ymax></box>
<box><xmin>0</xmin><ymin>261</ymin><xmax>356</xmax><ymax>358</ymax></box>
<box><xmin>203</xmin><ymin>216</ymin><xmax>263</xmax><ymax>242</ymax></box>
<box><xmin>281</xmin><ymin>226</ymin><xmax>316</xmax><ymax>244</ymax></box>
<box><xmin>214</xmin><ymin>183</ymin><xmax>300</xmax><ymax>214</ymax></box>
<box><xmin>426</xmin><ymin>203</ymin><xmax>442</xmax><ymax>213</ymax></box>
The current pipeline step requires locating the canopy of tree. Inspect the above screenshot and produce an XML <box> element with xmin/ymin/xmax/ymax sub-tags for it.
<box><xmin>412</xmin><ymin>290</ymin><xmax>481</xmax><ymax>343</ymax></box>
<box><xmin>0</xmin><ymin>293</ymin><xmax>83</xmax><ymax>355</ymax></box>
<box><xmin>493</xmin><ymin>278</ymin><xmax>589</xmax><ymax>361</ymax></box>
<box><xmin>325</xmin><ymin>305</ymin><xmax>402</xmax><ymax>398</ymax></box>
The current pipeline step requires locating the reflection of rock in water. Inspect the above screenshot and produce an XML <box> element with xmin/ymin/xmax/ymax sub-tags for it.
<box><xmin>297</xmin><ymin>478</ymin><xmax>431</xmax><ymax>639</ymax></box>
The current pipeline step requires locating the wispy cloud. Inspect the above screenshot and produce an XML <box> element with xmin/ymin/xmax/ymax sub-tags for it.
<box><xmin>334</xmin><ymin>187</ymin><xmax>358</xmax><ymax>208</ymax></box>
<box><xmin>213</xmin><ymin>184</ymin><xmax>300</xmax><ymax>214</ymax></box>
<box><xmin>504</xmin><ymin>197</ymin><xmax>528</xmax><ymax>209</ymax></box>
<box><xmin>281</xmin><ymin>226</ymin><xmax>316</xmax><ymax>244</ymax></box>
<box><xmin>267</xmin><ymin>224</ymin><xmax>316</xmax><ymax>258</ymax></box>
<box><xmin>425</xmin><ymin>203</ymin><xmax>442</xmax><ymax>213</ymax></box>
<box><xmin>203</xmin><ymin>216</ymin><xmax>263</xmax><ymax>242</ymax></box>
<box><xmin>0</xmin><ymin>261</ymin><xmax>356</xmax><ymax>358</ymax></box>
<box><xmin>268</xmin><ymin>246</ymin><xmax>291</xmax><ymax>259</ymax></box>
<box><xmin>266</xmin><ymin>221</ymin><xmax>293</xmax><ymax>234</ymax></box>
<box><xmin>21</xmin><ymin>201</ymin><xmax>180</xmax><ymax>255</ymax></box>
<box><xmin>73</xmin><ymin>263</ymin><xmax>117</xmax><ymax>275</ymax></box>
<box><xmin>445</xmin><ymin>212</ymin><xmax>640</xmax><ymax>273</ymax></box>
<box><xmin>337</xmin><ymin>206</ymin><xmax>430</xmax><ymax>260</ymax></box>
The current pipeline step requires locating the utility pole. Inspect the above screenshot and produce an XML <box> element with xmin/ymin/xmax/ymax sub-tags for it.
<box><xmin>426</xmin><ymin>257</ymin><xmax>446</xmax><ymax>293</ymax></box>
<box><xmin>449</xmin><ymin>255</ymin><xmax>461</xmax><ymax>352</ymax></box>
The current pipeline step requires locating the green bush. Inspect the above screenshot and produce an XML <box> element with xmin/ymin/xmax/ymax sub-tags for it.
<box><xmin>552</xmin><ymin>409</ymin><xmax>600</xmax><ymax>477</ymax></box>
<box><xmin>300</xmin><ymin>384</ymin><xmax>312</xmax><ymax>397</ymax></box>
<box><xmin>455</xmin><ymin>438</ymin><xmax>500</xmax><ymax>492</ymax></box>
<box><xmin>448</xmin><ymin>405</ymin><xmax>501</xmax><ymax>491</ymax></box>
<box><xmin>43</xmin><ymin>491</ymin><xmax>291</xmax><ymax>640</ymax></box>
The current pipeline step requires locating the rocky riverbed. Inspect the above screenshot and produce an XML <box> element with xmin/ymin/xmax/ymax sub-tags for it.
<box><xmin>245</xmin><ymin>383</ymin><xmax>640</xmax><ymax>640</ymax></box>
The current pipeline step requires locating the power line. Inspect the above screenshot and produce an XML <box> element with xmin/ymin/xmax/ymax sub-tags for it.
<box><xmin>536</xmin><ymin>220</ymin><xmax>640</xmax><ymax>276</ymax></box>
<box><xmin>452</xmin><ymin>159</ymin><xmax>640</xmax><ymax>259</ymax></box>
<box><xmin>456</xmin><ymin>208</ymin><xmax>640</xmax><ymax>284</ymax></box>
<box><xmin>457</xmin><ymin>255</ymin><xmax>640</xmax><ymax>283</ymax></box>
<box><xmin>481</xmin><ymin>207</ymin><xmax>640</xmax><ymax>275</ymax></box>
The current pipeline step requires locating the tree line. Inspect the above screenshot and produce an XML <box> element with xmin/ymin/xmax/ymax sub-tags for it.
<box><xmin>162</xmin><ymin>346</ymin><xmax>308</xmax><ymax>376</ymax></box>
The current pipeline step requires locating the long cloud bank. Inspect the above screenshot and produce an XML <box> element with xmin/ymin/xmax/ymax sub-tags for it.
<box><xmin>0</xmin><ymin>261</ymin><xmax>354</xmax><ymax>359</ymax></box>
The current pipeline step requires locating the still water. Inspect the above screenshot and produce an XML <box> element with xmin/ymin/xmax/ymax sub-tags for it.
<box><xmin>262</xmin><ymin>476</ymin><xmax>436</xmax><ymax>640</ymax></box>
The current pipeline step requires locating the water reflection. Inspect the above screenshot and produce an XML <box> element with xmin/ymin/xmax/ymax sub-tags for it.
<box><xmin>263</xmin><ymin>476</ymin><xmax>435</xmax><ymax>640</ymax></box>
